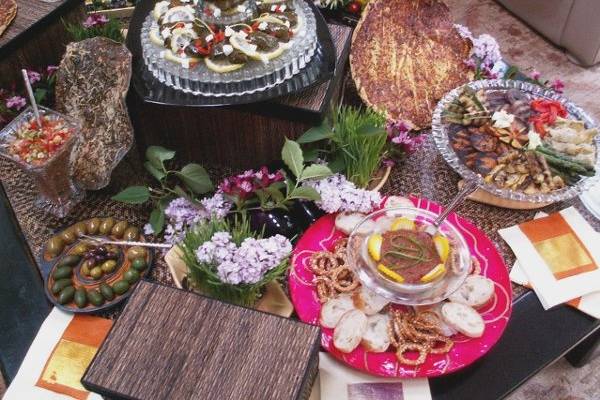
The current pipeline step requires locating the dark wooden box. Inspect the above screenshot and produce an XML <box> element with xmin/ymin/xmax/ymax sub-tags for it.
<box><xmin>128</xmin><ymin>23</ymin><xmax>352</xmax><ymax>169</ymax></box>
<box><xmin>82</xmin><ymin>281</ymin><xmax>321</xmax><ymax>400</ymax></box>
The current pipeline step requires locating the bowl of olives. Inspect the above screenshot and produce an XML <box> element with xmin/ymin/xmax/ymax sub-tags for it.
<box><xmin>42</xmin><ymin>217</ymin><xmax>154</xmax><ymax>313</ymax></box>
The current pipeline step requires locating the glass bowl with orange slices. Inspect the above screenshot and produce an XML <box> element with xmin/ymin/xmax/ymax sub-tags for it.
<box><xmin>347</xmin><ymin>207</ymin><xmax>472</xmax><ymax>305</ymax></box>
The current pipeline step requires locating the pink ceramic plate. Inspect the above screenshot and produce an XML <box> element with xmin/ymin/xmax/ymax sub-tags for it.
<box><xmin>289</xmin><ymin>196</ymin><xmax>512</xmax><ymax>378</ymax></box>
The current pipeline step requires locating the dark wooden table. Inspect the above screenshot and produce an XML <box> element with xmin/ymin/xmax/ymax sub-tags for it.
<box><xmin>0</xmin><ymin>181</ymin><xmax>598</xmax><ymax>399</ymax></box>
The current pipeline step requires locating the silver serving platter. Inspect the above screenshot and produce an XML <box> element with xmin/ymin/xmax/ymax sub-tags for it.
<box><xmin>432</xmin><ymin>79</ymin><xmax>600</xmax><ymax>204</ymax></box>
<box><xmin>141</xmin><ymin>0</ymin><xmax>317</xmax><ymax>97</ymax></box>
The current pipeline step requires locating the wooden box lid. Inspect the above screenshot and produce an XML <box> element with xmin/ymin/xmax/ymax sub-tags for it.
<box><xmin>82</xmin><ymin>281</ymin><xmax>321</xmax><ymax>400</ymax></box>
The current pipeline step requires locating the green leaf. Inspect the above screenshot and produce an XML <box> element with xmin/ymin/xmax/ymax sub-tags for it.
<box><xmin>173</xmin><ymin>185</ymin><xmax>192</xmax><ymax>201</ymax></box>
<box><xmin>300</xmin><ymin>164</ymin><xmax>333</xmax><ymax>181</ymax></box>
<box><xmin>281</xmin><ymin>138</ymin><xmax>304</xmax><ymax>179</ymax></box>
<box><xmin>289</xmin><ymin>186</ymin><xmax>321</xmax><ymax>201</ymax></box>
<box><xmin>34</xmin><ymin>88</ymin><xmax>47</xmax><ymax>104</ymax></box>
<box><xmin>176</xmin><ymin>163</ymin><xmax>213</xmax><ymax>194</ymax></box>
<box><xmin>303</xmin><ymin>148</ymin><xmax>320</xmax><ymax>162</ymax></box>
<box><xmin>144</xmin><ymin>161</ymin><xmax>166</xmax><ymax>181</ymax></box>
<box><xmin>111</xmin><ymin>186</ymin><xmax>150</xmax><ymax>204</ymax></box>
<box><xmin>503</xmin><ymin>65</ymin><xmax>519</xmax><ymax>80</ymax></box>
<box><xmin>358</xmin><ymin>123</ymin><xmax>385</xmax><ymax>136</ymax></box>
<box><xmin>265</xmin><ymin>185</ymin><xmax>285</xmax><ymax>203</ymax></box>
<box><xmin>297</xmin><ymin>123</ymin><xmax>333</xmax><ymax>144</ymax></box>
<box><xmin>146</xmin><ymin>146</ymin><xmax>175</xmax><ymax>171</ymax></box>
<box><xmin>149</xmin><ymin>208</ymin><xmax>166</xmax><ymax>234</ymax></box>
<box><xmin>328</xmin><ymin>154</ymin><xmax>346</xmax><ymax>173</ymax></box>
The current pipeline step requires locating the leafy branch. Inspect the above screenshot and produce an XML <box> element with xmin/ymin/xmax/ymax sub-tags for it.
<box><xmin>112</xmin><ymin>146</ymin><xmax>213</xmax><ymax>234</ymax></box>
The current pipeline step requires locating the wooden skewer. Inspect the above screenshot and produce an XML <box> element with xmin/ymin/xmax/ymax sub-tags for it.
<box><xmin>21</xmin><ymin>69</ymin><xmax>42</xmax><ymax>127</ymax></box>
<box><xmin>80</xmin><ymin>234</ymin><xmax>173</xmax><ymax>249</ymax></box>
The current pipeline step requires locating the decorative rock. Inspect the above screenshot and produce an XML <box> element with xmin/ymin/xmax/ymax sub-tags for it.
<box><xmin>55</xmin><ymin>37</ymin><xmax>134</xmax><ymax>190</ymax></box>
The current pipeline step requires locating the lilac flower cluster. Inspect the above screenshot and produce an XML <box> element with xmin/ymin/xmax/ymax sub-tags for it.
<box><xmin>304</xmin><ymin>174</ymin><xmax>381</xmax><ymax>214</ymax></box>
<box><xmin>195</xmin><ymin>232</ymin><xmax>292</xmax><ymax>285</ymax></box>
<box><xmin>144</xmin><ymin>193</ymin><xmax>232</xmax><ymax>243</ymax></box>
<box><xmin>454</xmin><ymin>24</ymin><xmax>502</xmax><ymax>78</ymax></box>
<box><xmin>83</xmin><ymin>14</ymin><xmax>109</xmax><ymax>28</ymax></box>
<box><xmin>5</xmin><ymin>96</ymin><xmax>26</xmax><ymax>111</ymax></box>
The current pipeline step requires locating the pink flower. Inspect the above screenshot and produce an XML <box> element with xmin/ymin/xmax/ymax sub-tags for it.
<box><xmin>6</xmin><ymin>96</ymin><xmax>26</xmax><ymax>110</ymax></box>
<box><xmin>82</xmin><ymin>14</ymin><xmax>109</xmax><ymax>28</ymax></box>
<box><xmin>26</xmin><ymin>70</ymin><xmax>41</xmax><ymax>85</ymax></box>
<box><xmin>46</xmin><ymin>65</ymin><xmax>59</xmax><ymax>75</ymax></box>
<box><xmin>551</xmin><ymin>79</ymin><xmax>565</xmax><ymax>93</ymax></box>
<box><xmin>463</xmin><ymin>59</ymin><xmax>477</xmax><ymax>69</ymax></box>
<box><xmin>387</xmin><ymin>120</ymin><xmax>425</xmax><ymax>154</ymax></box>
<box><xmin>530</xmin><ymin>70</ymin><xmax>541</xmax><ymax>81</ymax></box>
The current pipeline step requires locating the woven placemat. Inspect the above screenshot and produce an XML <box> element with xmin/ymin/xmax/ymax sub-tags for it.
<box><xmin>1</xmin><ymin>126</ymin><xmax>598</xmax><ymax>306</ymax></box>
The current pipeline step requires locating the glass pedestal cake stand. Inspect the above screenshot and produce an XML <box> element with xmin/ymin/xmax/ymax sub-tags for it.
<box><xmin>141</xmin><ymin>0</ymin><xmax>318</xmax><ymax>97</ymax></box>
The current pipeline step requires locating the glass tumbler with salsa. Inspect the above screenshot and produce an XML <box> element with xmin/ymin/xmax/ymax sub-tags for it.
<box><xmin>0</xmin><ymin>106</ymin><xmax>84</xmax><ymax>218</ymax></box>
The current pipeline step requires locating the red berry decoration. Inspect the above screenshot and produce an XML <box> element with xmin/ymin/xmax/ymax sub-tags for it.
<box><xmin>347</xmin><ymin>1</ymin><xmax>361</xmax><ymax>14</ymax></box>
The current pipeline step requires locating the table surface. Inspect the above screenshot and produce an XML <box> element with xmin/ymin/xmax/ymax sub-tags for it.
<box><xmin>0</xmin><ymin>1</ymin><xmax>78</xmax><ymax>52</ymax></box>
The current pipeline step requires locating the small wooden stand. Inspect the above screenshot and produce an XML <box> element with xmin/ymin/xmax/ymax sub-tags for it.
<box><xmin>127</xmin><ymin>23</ymin><xmax>353</xmax><ymax>169</ymax></box>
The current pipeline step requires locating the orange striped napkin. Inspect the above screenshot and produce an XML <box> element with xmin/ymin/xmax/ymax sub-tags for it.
<box><xmin>509</xmin><ymin>212</ymin><xmax>600</xmax><ymax>318</ymax></box>
<box><xmin>4</xmin><ymin>308</ymin><xmax>112</xmax><ymax>400</ymax></box>
<box><xmin>499</xmin><ymin>207</ymin><xmax>600</xmax><ymax>309</ymax></box>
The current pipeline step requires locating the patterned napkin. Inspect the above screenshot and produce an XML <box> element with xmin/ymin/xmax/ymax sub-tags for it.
<box><xmin>510</xmin><ymin>212</ymin><xmax>600</xmax><ymax>318</ymax></box>
<box><xmin>4</xmin><ymin>308</ymin><xmax>112</xmax><ymax>400</ymax></box>
<box><xmin>499</xmin><ymin>207</ymin><xmax>600</xmax><ymax>308</ymax></box>
<box><xmin>310</xmin><ymin>353</ymin><xmax>431</xmax><ymax>400</ymax></box>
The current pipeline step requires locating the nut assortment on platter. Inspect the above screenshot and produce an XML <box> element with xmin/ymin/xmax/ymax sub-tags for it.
<box><xmin>443</xmin><ymin>86</ymin><xmax>598</xmax><ymax>195</ymax></box>
<box><xmin>43</xmin><ymin>218</ymin><xmax>152</xmax><ymax>312</ymax></box>
<box><xmin>150</xmin><ymin>0</ymin><xmax>305</xmax><ymax>73</ymax></box>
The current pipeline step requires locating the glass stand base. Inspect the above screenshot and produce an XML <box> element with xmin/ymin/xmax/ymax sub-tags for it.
<box><xmin>34</xmin><ymin>182</ymin><xmax>85</xmax><ymax>219</ymax></box>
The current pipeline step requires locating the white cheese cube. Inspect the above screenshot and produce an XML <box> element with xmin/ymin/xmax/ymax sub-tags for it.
<box><xmin>205</xmin><ymin>34</ymin><xmax>214</xmax><ymax>42</ymax></box>
<box><xmin>213</xmin><ymin>7</ymin><xmax>222</xmax><ymax>17</ymax></box>
<box><xmin>258</xmin><ymin>22</ymin><xmax>268</xmax><ymax>31</ymax></box>
<box><xmin>223</xmin><ymin>44</ymin><xmax>234</xmax><ymax>56</ymax></box>
<box><xmin>225</xmin><ymin>26</ymin><xmax>235</xmax><ymax>37</ymax></box>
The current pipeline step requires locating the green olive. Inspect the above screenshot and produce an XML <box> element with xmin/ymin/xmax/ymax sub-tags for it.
<box><xmin>90</xmin><ymin>266</ymin><xmax>103</xmax><ymax>280</ymax></box>
<box><xmin>123</xmin><ymin>226</ymin><xmax>139</xmax><ymax>241</ymax></box>
<box><xmin>124</xmin><ymin>269</ymin><xmax>140</xmax><ymax>284</ymax></box>
<box><xmin>53</xmin><ymin>266</ymin><xmax>73</xmax><ymax>280</ymax></box>
<box><xmin>99</xmin><ymin>217</ymin><xmax>115</xmax><ymax>235</ymax></box>
<box><xmin>111</xmin><ymin>221</ymin><xmax>129</xmax><ymax>238</ymax></box>
<box><xmin>87</xmin><ymin>290</ymin><xmax>104</xmax><ymax>306</ymax></box>
<box><xmin>131</xmin><ymin>258</ymin><xmax>147</xmax><ymax>271</ymax></box>
<box><xmin>112</xmin><ymin>280</ymin><xmax>130</xmax><ymax>295</ymax></box>
<box><xmin>74</xmin><ymin>288</ymin><xmax>88</xmax><ymax>308</ymax></box>
<box><xmin>86</xmin><ymin>218</ymin><xmax>101</xmax><ymax>235</ymax></box>
<box><xmin>58</xmin><ymin>286</ymin><xmax>75</xmax><ymax>304</ymax></box>
<box><xmin>101</xmin><ymin>259</ymin><xmax>117</xmax><ymax>273</ymax></box>
<box><xmin>52</xmin><ymin>278</ymin><xmax>73</xmax><ymax>294</ymax></box>
<box><xmin>73</xmin><ymin>222</ymin><xmax>88</xmax><ymax>237</ymax></box>
<box><xmin>70</xmin><ymin>243</ymin><xmax>88</xmax><ymax>256</ymax></box>
<box><xmin>59</xmin><ymin>229</ymin><xmax>77</xmax><ymax>245</ymax></box>
<box><xmin>46</xmin><ymin>236</ymin><xmax>65</xmax><ymax>258</ymax></box>
<box><xmin>99</xmin><ymin>283</ymin><xmax>115</xmax><ymax>301</ymax></box>
<box><xmin>80</xmin><ymin>260</ymin><xmax>93</xmax><ymax>276</ymax></box>
<box><xmin>58</xmin><ymin>254</ymin><xmax>81</xmax><ymax>268</ymax></box>
<box><xmin>127</xmin><ymin>246</ymin><xmax>147</xmax><ymax>261</ymax></box>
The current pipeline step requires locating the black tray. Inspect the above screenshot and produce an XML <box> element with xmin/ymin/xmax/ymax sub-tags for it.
<box><xmin>125</xmin><ymin>0</ymin><xmax>337</xmax><ymax>107</ymax></box>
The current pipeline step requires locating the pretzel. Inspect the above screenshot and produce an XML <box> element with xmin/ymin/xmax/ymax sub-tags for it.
<box><xmin>309</xmin><ymin>251</ymin><xmax>339</xmax><ymax>276</ymax></box>
<box><xmin>330</xmin><ymin>265</ymin><xmax>360</xmax><ymax>293</ymax></box>
<box><xmin>396</xmin><ymin>342</ymin><xmax>429</xmax><ymax>366</ymax></box>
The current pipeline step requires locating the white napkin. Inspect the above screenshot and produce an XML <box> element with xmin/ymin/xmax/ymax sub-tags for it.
<box><xmin>312</xmin><ymin>352</ymin><xmax>431</xmax><ymax>400</ymax></box>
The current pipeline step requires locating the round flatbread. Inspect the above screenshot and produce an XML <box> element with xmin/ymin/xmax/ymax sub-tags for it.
<box><xmin>0</xmin><ymin>0</ymin><xmax>17</xmax><ymax>37</ymax></box>
<box><xmin>350</xmin><ymin>0</ymin><xmax>473</xmax><ymax>129</ymax></box>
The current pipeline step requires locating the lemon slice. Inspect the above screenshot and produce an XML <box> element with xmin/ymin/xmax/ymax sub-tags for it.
<box><xmin>390</xmin><ymin>217</ymin><xmax>415</xmax><ymax>231</ymax></box>
<box><xmin>153</xmin><ymin>0</ymin><xmax>170</xmax><ymax>20</ymax></box>
<box><xmin>170</xmin><ymin>27</ymin><xmax>198</xmax><ymax>53</ymax></box>
<box><xmin>291</xmin><ymin>14</ymin><xmax>304</xmax><ymax>34</ymax></box>
<box><xmin>204</xmin><ymin>57</ymin><xmax>245</xmax><ymax>73</ymax></box>
<box><xmin>149</xmin><ymin>29</ymin><xmax>164</xmax><ymax>46</ymax></box>
<box><xmin>229</xmin><ymin>34</ymin><xmax>285</xmax><ymax>62</ymax></box>
<box><xmin>163</xmin><ymin>51</ymin><xmax>201</xmax><ymax>68</ymax></box>
<box><xmin>378</xmin><ymin>264</ymin><xmax>404</xmax><ymax>283</ymax></box>
<box><xmin>420</xmin><ymin>264</ymin><xmax>447</xmax><ymax>283</ymax></box>
<box><xmin>367</xmin><ymin>233</ymin><xmax>383</xmax><ymax>262</ymax></box>
<box><xmin>433</xmin><ymin>235</ymin><xmax>450</xmax><ymax>262</ymax></box>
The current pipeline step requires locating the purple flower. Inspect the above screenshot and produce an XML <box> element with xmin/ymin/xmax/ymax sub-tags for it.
<box><xmin>219</xmin><ymin>167</ymin><xmax>285</xmax><ymax>201</ymax></box>
<box><xmin>463</xmin><ymin>59</ymin><xmax>477</xmax><ymax>69</ymax></box>
<box><xmin>82</xmin><ymin>14</ymin><xmax>109</xmax><ymax>28</ymax></box>
<box><xmin>530</xmin><ymin>70</ymin><xmax>541</xmax><ymax>81</ymax></box>
<box><xmin>454</xmin><ymin>24</ymin><xmax>473</xmax><ymax>40</ymax></box>
<box><xmin>6</xmin><ymin>96</ymin><xmax>26</xmax><ymax>111</ymax></box>
<box><xmin>195</xmin><ymin>231</ymin><xmax>292</xmax><ymax>285</ymax></box>
<box><xmin>46</xmin><ymin>65</ymin><xmax>59</xmax><ymax>75</ymax></box>
<box><xmin>386</xmin><ymin>120</ymin><xmax>425</xmax><ymax>154</ymax></box>
<box><xmin>26</xmin><ymin>71</ymin><xmax>41</xmax><ymax>85</ymax></box>
<box><xmin>304</xmin><ymin>174</ymin><xmax>381</xmax><ymax>214</ymax></box>
<box><xmin>551</xmin><ymin>79</ymin><xmax>565</xmax><ymax>93</ymax></box>
<box><xmin>472</xmin><ymin>34</ymin><xmax>502</xmax><ymax>68</ymax></box>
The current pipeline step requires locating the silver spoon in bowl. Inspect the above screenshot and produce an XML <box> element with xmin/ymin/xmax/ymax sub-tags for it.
<box><xmin>424</xmin><ymin>180</ymin><xmax>479</xmax><ymax>235</ymax></box>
